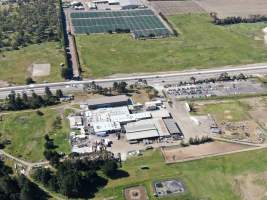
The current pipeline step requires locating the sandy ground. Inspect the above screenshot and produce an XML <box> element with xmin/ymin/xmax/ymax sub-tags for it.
<box><xmin>241</xmin><ymin>97</ymin><xmax>267</xmax><ymax>131</ymax></box>
<box><xmin>31</xmin><ymin>63</ymin><xmax>51</xmax><ymax>77</ymax></box>
<box><xmin>162</xmin><ymin>141</ymin><xmax>251</xmax><ymax>162</ymax></box>
<box><xmin>195</xmin><ymin>0</ymin><xmax>267</xmax><ymax>18</ymax></box>
<box><xmin>0</xmin><ymin>80</ymin><xmax>10</xmax><ymax>87</ymax></box>
<box><xmin>234</xmin><ymin>172</ymin><xmax>267</xmax><ymax>200</ymax></box>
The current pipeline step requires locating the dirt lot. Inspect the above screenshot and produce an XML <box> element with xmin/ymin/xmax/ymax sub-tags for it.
<box><xmin>124</xmin><ymin>186</ymin><xmax>148</xmax><ymax>200</ymax></box>
<box><xmin>234</xmin><ymin>171</ymin><xmax>267</xmax><ymax>200</ymax></box>
<box><xmin>193</xmin><ymin>97</ymin><xmax>267</xmax><ymax>144</ymax></box>
<box><xmin>242</xmin><ymin>97</ymin><xmax>267</xmax><ymax>130</ymax></box>
<box><xmin>162</xmin><ymin>141</ymin><xmax>252</xmax><ymax>163</ymax></box>
<box><xmin>195</xmin><ymin>0</ymin><xmax>267</xmax><ymax>18</ymax></box>
<box><xmin>150</xmin><ymin>0</ymin><xmax>205</xmax><ymax>15</ymax></box>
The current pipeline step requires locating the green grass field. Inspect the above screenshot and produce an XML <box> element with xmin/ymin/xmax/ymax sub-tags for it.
<box><xmin>0</xmin><ymin>108</ymin><xmax>71</xmax><ymax>162</ymax></box>
<box><xmin>94</xmin><ymin>148</ymin><xmax>267</xmax><ymax>200</ymax></box>
<box><xmin>76</xmin><ymin>14</ymin><xmax>267</xmax><ymax>78</ymax></box>
<box><xmin>195</xmin><ymin>100</ymin><xmax>251</xmax><ymax>122</ymax></box>
<box><xmin>0</xmin><ymin>42</ymin><xmax>65</xmax><ymax>85</ymax></box>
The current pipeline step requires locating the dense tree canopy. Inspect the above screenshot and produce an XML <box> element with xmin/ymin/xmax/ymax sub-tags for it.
<box><xmin>0</xmin><ymin>0</ymin><xmax>61</xmax><ymax>50</ymax></box>
<box><xmin>0</xmin><ymin>160</ymin><xmax>48</xmax><ymax>200</ymax></box>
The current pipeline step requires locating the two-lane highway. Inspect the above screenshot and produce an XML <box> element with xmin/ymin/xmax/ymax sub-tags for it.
<box><xmin>0</xmin><ymin>63</ymin><xmax>267</xmax><ymax>99</ymax></box>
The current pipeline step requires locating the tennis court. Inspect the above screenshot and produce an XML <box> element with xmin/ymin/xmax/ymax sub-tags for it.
<box><xmin>70</xmin><ymin>9</ymin><xmax>171</xmax><ymax>38</ymax></box>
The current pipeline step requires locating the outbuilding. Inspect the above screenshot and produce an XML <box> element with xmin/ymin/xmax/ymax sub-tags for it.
<box><xmin>120</xmin><ymin>0</ymin><xmax>140</xmax><ymax>9</ymax></box>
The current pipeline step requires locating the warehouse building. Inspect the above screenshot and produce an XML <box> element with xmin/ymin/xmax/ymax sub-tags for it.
<box><xmin>163</xmin><ymin>118</ymin><xmax>183</xmax><ymax>138</ymax></box>
<box><xmin>123</xmin><ymin>117</ymin><xmax>171</xmax><ymax>142</ymax></box>
<box><xmin>69</xmin><ymin>95</ymin><xmax>183</xmax><ymax>151</ymax></box>
<box><xmin>83</xmin><ymin>95</ymin><xmax>130</xmax><ymax>109</ymax></box>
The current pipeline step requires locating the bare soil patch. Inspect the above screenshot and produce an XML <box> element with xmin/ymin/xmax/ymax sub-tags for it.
<box><xmin>162</xmin><ymin>141</ymin><xmax>251</xmax><ymax>163</ymax></box>
<box><xmin>31</xmin><ymin>63</ymin><xmax>51</xmax><ymax>77</ymax></box>
<box><xmin>124</xmin><ymin>186</ymin><xmax>148</xmax><ymax>200</ymax></box>
<box><xmin>220</xmin><ymin>121</ymin><xmax>264</xmax><ymax>144</ymax></box>
<box><xmin>234</xmin><ymin>172</ymin><xmax>267</xmax><ymax>200</ymax></box>
<box><xmin>151</xmin><ymin>1</ymin><xmax>205</xmax><ymax>15</ymax></box>
<box><xmin>0</xmin><ymin>80</ymin><xmax>10</xmax><ymax>87</ymax></box>
<box><xmin>241</xmin><ymin>97</ymin><xmax>267</xmax><ymax>133</ymax></box>
<box><xmin>195</xmin><ymin>0</ymin><xmax>267</xmax><ymax>18</ymax></box>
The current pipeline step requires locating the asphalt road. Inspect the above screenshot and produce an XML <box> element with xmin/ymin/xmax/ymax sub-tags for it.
<box><xmin>0</xmin><ymin>63</ymin><xmax>267</xmax><ymax>99</ymax></box>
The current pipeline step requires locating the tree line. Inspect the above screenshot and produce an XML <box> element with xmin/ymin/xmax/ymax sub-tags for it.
<box><xmin>0</xmin><ymin>87</ymin><xmax>63</xmax><ymax>111</ymax></box>
<box><xmin>210</xmin><ymin>12</ymin><xmax>267</xmax><ymax>25</ymax></box>
<box><xmin>32</xmin><ymin>135</ymin><xmax>121</xmax><ymax>198</ymax></box>
<box><xmin>0</xmin><ymin>159</ymin><xmax>49</xmax><ymax>200</ymax></box>
<box><xmin>0</xmin><ymin>0</ymin><xmax>61</xmax><ymax>51</ymax></box>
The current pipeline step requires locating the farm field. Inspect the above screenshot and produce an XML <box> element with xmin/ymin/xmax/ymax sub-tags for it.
<box><xmin>76</xmin><ymin>14</ymin><xmax>267</xmax><ymax>78</ymax></box>
<box><xmin>0</xmin><ymin>42</ymin><xmax>65</xmax><ymax>86</ymax></box>
<box><xmin>150</xmin><ymin>0</ymin><xmax>205</xmax><ymax>15</ymax></box>
<box><xmin>94</xmin><ymin>148</ymin><xmax>267</xmax><ymax>200</ymax></box>
<box><xmin>194</xmin><ymin>100</ymin><xmax>250</xmax><ymax>122</ymax></box>
<box><xmin>195</xmin><ymin>0</ymin><xmax>267</xmax><ymax>18</ymax></box>
<box><xmin>0</xmin><ymin>107</ymin><xmax>71</xmax><ymax>162</ymax></box>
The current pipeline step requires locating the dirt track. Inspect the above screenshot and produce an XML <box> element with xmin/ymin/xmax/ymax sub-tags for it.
<box><xmin>162</xmin><ymin>141</ymin><xmax>253</xmax><ymax>163</ymax></box>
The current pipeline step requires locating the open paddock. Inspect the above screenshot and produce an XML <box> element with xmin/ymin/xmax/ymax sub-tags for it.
<box><xmin>151</xmin><ymin>1</ymin><xmax>205</xmax><ymax>15</ymax></box>
<box><xmin>161</xmin><ymin>141</ymin><xmax>255</xmax><ymax>163</ymax></box>
<box><xmin>196</xmin><ymin>0</ymin><xmax>267</xmax><ymax>18</ymax></box>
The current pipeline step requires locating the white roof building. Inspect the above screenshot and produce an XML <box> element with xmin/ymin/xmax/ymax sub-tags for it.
<box><xmin>124</xmin><ymin>119</ymin><xmax>170</xmax><ymax>140</ymax></box>
<box><xmin>108</xmin><ymin>0</ymin><xmax>120</xmax><ymax>5</ymax></box>
<box><xmin>150</xmin><ymin>109</ymin><xmax>170</xmax><ymax>118</ymax></box>
<box><xmin>72</xmin><ymin>146</ymin><xmax>93</xmax><ymax>154</ymax></box>
<box><xmin>68</xmin><ymin>116</ymin><xmax>83</xmax><ymax>129</ymax></box>
<box><xmin>126</xmin><ymin>130</ymin><xmax>159</xmax><ymax>141</ymax></box>
<box><xmin>92</xmin><ymin>121</ymin><xmax>121</xmax><ymax>134</ymax></box>
<box><xmin>120</xmin><ymin>0</ymin><xmax>140</xmax><ymax>9</ymax></box>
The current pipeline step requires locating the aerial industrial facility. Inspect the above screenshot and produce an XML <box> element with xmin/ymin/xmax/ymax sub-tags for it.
<box><xmin>68</xmin><ymin>95</ymin><xmax>183</xmax><ymax>153</ymax></box>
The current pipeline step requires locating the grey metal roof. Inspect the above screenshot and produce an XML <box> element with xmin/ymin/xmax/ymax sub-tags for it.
<box><xmin>163</xmin><ymin>118</ymin><xmax>182</xmax><ymax>135</ymax></box>
<box><xmin>86</xmin><ymin>95</ymin><xmax>129</xmax><ymax>106</ymax></box>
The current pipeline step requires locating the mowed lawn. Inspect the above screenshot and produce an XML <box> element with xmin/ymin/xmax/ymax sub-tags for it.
<box><xmin>195</xmin><ymin>100</ymin><xmax>251</xmax><ymax>122</ymax></box>
<box><xmin>0</xmin><ymin>108</ymin><xmax>71</xmax><ymax>162</ymax></box>
<box><xmin>94</xmin><ymin>149</ymin><xmax>267</xmax><ymax>200</ymax></box>
<box><xmin>76</xmin><ymin>14</ymin><xmax>267</xmax><ymax>77</ymax></box>
<box><xmin>0</xmin><ymin>42</ymin><xmax>65</xmax><ymax>85</ymax></box>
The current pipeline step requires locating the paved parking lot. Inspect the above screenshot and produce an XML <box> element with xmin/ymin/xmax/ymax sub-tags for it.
<box><xmin>164</xmin><ymin>80</ymin><xmax>266</xmax><ymax>99</ymax></box>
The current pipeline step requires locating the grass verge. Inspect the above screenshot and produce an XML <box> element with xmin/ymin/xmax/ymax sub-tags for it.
<box><xmin>76</xmin><ymin>14</ymin><xmax>267</xmax><ymax>77</ymax></box>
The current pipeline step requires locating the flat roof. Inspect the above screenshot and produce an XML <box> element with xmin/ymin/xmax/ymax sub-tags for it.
<box><xmin>68</xmin><ymin>116</ymin><xmax>83</xmax><ymax>127</ymax></box>
<box><xmin>150</xmin><ymin>109</ymin><xmax>170</xmax><ymax>118</ymax></box>
<box><xmin>125</xmin><ymin>122</ymin><xmax>156</xmax><ymax>133</ymax></box>
<box><xmin>86</xmin><ymin>95</ymin><xmax>129</xmax><ymax>106</ymax></box>
<box><xmin>120</xmin><ymin>0</ymin><xmax>139</xmax><ymax>6</ymax></box>
<box><xmin>126</xmin><ymin>129</ymin><xmax>159</xmax><ymax>141</ymax></box>
<box><xmin>93</xmin><ymin>121</ymin><xmax>121</xmax><ymax>133</ymax></box>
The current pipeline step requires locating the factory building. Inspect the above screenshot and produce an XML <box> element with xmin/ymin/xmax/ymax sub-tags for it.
<box><xmin>83</xmin><ymin>95</ymin><xmax>130</xmax><ymax>109</ymax></box>
<box><xmin>163</xmin><ymin>118</ymin><xmax>183</xmax><ymax>138</ymax></box>
<box><xmin>68</xmin><ymin>95</ymin><xmax>183</xmax><ymax>153</ymax></box>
